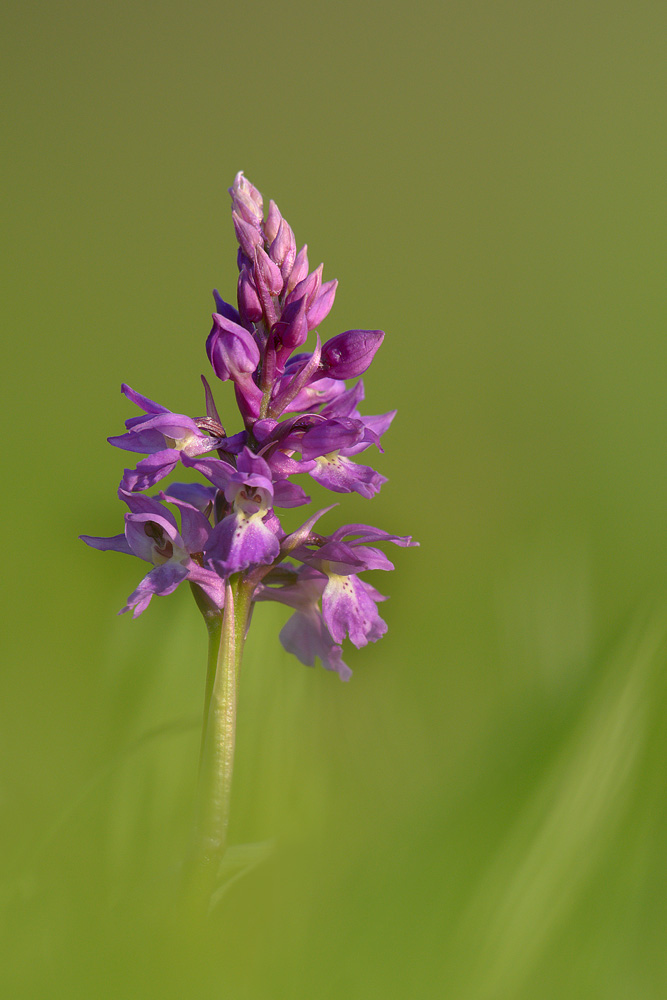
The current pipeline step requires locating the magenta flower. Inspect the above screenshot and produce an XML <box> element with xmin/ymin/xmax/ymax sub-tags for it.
<box><xmin>255</xmin><ymin>565</ymin><xmax>352</xmax><ymax>681</ymax></box>
<box><xmin>109</xmin><ymin>384</ymin><xmax>227</xmax><ymax>492</ymax></box>
<box><xmin>286</xmin><ymin>522</ymin><xmax>415</xmax><ymax>656</ymax></box>
<box><xmin>82</xmin><ymin>172</ymin><xmax>416</xmax><ymax>681</ymax></box>
<box><xmin>80</xmin><ymin>490</ymin><xmax>224</xmax><ymax>617</ymax></box>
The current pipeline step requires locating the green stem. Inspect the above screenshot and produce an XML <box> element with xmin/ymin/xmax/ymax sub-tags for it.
<box><xmin>199</xmin><ymin>613</ymin><xmax>222</xmax><ymax>764</ymax></box>
<box><xmin>186</xmin><ymin>576</ymin><xmax>253</xmax><ymax>909</ymax></box>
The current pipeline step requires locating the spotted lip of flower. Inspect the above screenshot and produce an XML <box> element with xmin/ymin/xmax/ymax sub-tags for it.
<box><xmin>255</xmin><ymin>566</ymin><xmax>352</xmax><ymax>681</ymax></box>
<box><xmin>109</xmin><ymin>384</ymin><xmax>226</xmax><ymax>492</ymax></box>
<box><xmin>288</xmin><ymin>527</ymin><xmax>418</xmax><ymax>649</ymax></box>
<box><xmin>279</xmin><ymin>598</ymin><xmax>352</xmax><ymax>681</ymax></box>
<box><xmin>80</xmin><ymin>490</ymin><xmax>224</xmax><ymax>617</ymax></box>
<box><xmin>284</xmin><ymin>539</ymin><xmax>383</xmax><ymax>649</ymax></box>
<box><xmin>253</xmin><ymin>514</ymin><xmax>417</xmax><ymax>677</ymax></box>
<box><xmin>181</xmin><ymin>448</ymin><xmax>283</xmax><ymax>577</ymax></box>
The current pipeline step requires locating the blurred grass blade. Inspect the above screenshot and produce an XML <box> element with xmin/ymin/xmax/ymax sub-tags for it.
<box><xmin>455</xmin><ymin>608</ymin><xmax>666</xmax><ymax>1000</ymax></box>
<box><xmin>209</xmin><ymin>839</ymin><xmax>275</xmax><ymax>911</ymax></box>
<box><xmin>5</xmin><ymin>716</ymin><xmax>198</xmax><ymax>900</ymax></box>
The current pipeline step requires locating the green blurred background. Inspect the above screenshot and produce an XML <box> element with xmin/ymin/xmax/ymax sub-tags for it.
<box><xmin>3</xmin><ymin>0</ymin><xmax>667</xmax><ymax>996</ymax></box>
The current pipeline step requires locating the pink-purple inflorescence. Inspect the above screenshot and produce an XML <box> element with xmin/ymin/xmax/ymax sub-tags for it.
<box><xmin>81</xmin><ymin>173</ymin><xmax>416</xmax><ymax>680</ymax></box>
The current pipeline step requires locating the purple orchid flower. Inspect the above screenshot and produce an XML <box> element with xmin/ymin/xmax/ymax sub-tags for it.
<box><xmin>184</xmin><ymin>449</ymin><xmax>283</xmax><ymax>576</ymax></box>
<box><xmin>288</xmin><ymin>524</ymin><xmax>416</xmax><ymax>650</ymax></box>
<box><xmin>255</xmin><ymin>565</ymin><xmax>352</xmax><ymax>681</ymax></box>
<box><xmin>80</xmin><ymin>490</ymin><xmax>224</xmax><ymax>617</ymax></box>
<box><xmin>259</xmin><ymin>382</ymin><xmax>395</xmax><ymax>498</ymax></box>
<box><xmin>84</xmin><ymin>173</ymin><xmax>416</xmax><ymax>685</ymax></box>
<box><xmin>109</xmin><ymin>385</ymin><xmax>227</xmax><ymax>492</ymax></box>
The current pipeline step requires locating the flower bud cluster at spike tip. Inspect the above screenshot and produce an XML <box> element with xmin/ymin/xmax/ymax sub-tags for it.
<box><xmin>80</xmin><ymin>173</ymin><xmax>417</xmax><ymax>680</ymax></box>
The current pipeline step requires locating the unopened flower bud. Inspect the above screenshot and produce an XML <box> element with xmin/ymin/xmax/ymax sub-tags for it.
<box><xmin>237</xmin><ymin>268</ymin><xmax>263</xmax><ymax>323</ymax></box>
<box><xmin>272</xmin><ymin>297</ymin><xmax>309</xmax><ymax>357</ymax></box>
<box><xmin>286</xmin><ymin>245</ymin><xmax>309</xmax><ymax>294</ymax></box>
<box><xmin>318</xmin><ymin>330</ymin><xmax>384</xmax><ymax>380</ymax></box>
<box><xmin>229</xmin><ymin>171</ymin><xmax>263</xmax><ymax>228</ymax></box>
<box><xmin>254</xmin><ymin>246</ymin><xmax>283</xmax><ymax>296</ymax></box>
<box><xmin>269</xmin><ymin>218</ymin><xmax>297</xmax><ymax>282</ymax></box>
<box><xmin>264</xmin><ymin>199</ymin><xmax>282</xmax><ymax>244</ymax></box>
<box><xmin>285</xmin><ymin>263</ymin><xmax>323</xmax><ymax>310</ymax></box>
<box><xmin>307</xmin><ymin>279</ymin><xmax>337</xmax><ymax>330</ymax></box>
<box><xmin>233</xmin><ymin>211</ymin><xmax>264</xmax><ymax>259</ymax></box>
<box><xmin>207</xmin><ymin>313</ymin><xmax>260</xmax><ymax>382</ymax></box>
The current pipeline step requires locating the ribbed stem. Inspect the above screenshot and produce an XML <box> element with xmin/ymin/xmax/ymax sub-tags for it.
<box><xmin>185</xmin><ymin>577</ymin><xmax>253</xmax><ymax>912</ymax></box>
